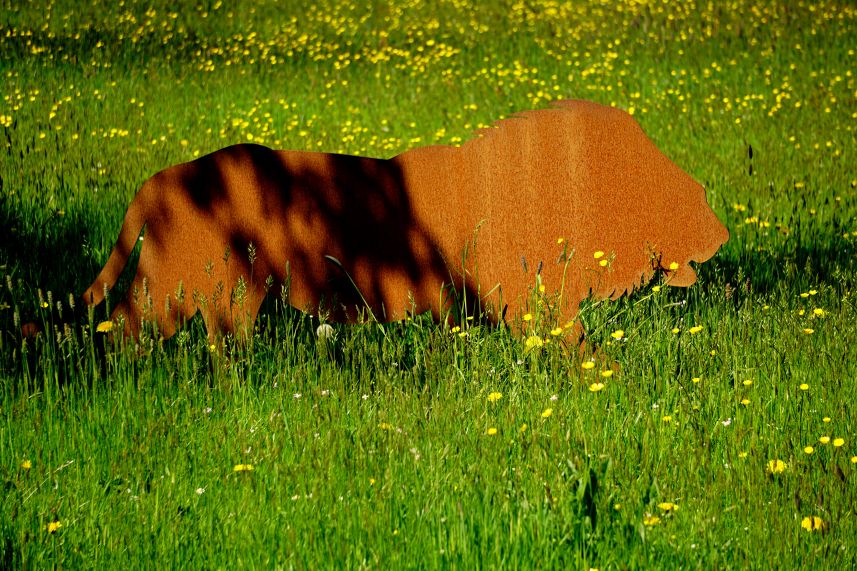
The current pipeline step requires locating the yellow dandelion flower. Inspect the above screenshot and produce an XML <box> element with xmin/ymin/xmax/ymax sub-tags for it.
<box><xmin>738</xmin><ymin>451</ymin><xmax>748</xmax><ymax>459</ymax></box>
<box><xmin>96</xmin><ymin>320</ymin><xmax>113</xmax><ymax>333</ymax></box>
<box><xmin>799</xmin><ymin>383</ymin><xmax>809</xmax><ymax>391</ymax></box>
<box><xmin>671</xmin><ymin>327</ymin><xmax>681</xmax><ymax>334</ymax></box>
<box><xmin>688</xmin><ymin>325</ymin><xmax>703</xmax><ymax>335</ymax></box>
<box><xmin>692</xmin><ymin>377</ymin><xmax>701</xmax><ymax>383</ymax></box>
<box><xmin>451</xmin><ymin>325</ymin><xmax>461</xmax><ymax>333</ymax></box>
<box><xmin>652</xmin><ymin>285</ymin><xmax>661</xmax><ymax>292</ymax></box>
<box><xmin>233</xmin><ymin>464</ymin><xmax>254</xmax><ymax>472</ymax></box>
<box><xmin>851</xmin><ymin>456</ymin><xmax>857</xmax><ymax>464</ymax></box>
<box><xmin>801</xmin><ymin>516</ymin><xmax>825</xmax><ymax>532</ymax></box>
<box><xmin>581</xmin><ymin>361</ymin><xmax>595</xmax><ymax>370</ymax></box>
<box><xmin>557</xmin><ymin>237</ymin><xmax>565</xmax><ymax>244</ymax></box>
<box><xmin>833</xmin><ymin>438</ymin><xmax>844</xmax><ymax>447</ymax></box>
<box><xmin>486</xmin><ymin>427</ymin><xmax>498</xmax><ymax>436</ymax></box>
<box><xmin>802</xmin><ymin>328</ymin><xmax>814</xmax><ymax>334</ymax></box>
<box><xmin>823</xmin><ymin>417</ymin><xmax>831</xmax><ymax>423</ymax></box>
<box><xmin>610</xmin><ymin>329</ymin><xmax>625</xmax><ymax>340</ymax></box>
<box><xmin>487</xmin><ymin>391</ymin><xmax>503</xmax><ymax>402</ymax></box>
<box><xmin>766</xmin><ymin>459</ymin><xmax>787</xmax><ymax>474</ymax></box>
<box><xmin>21</xmin><ymin>459</ymin><xmax>32</xmax><ymax>470</ymax></box>
<box><xmin>643</xmin><ymin>514</ymin><xmax>661</xmax><ymax>526</ymax></box>
<box><xmin>599</xmin><ymin>259</ymin><xmax>608</xmax><ymax>267</ymax></box>
<box><xmin>743</xmin><ymin>379</ymin><xmax>753</xmax><ymax>386</ymax></box>
<box><xmin>662</xmin><ymin>415</ymin><xmax>672</xmax><ymax>423</ymax></box>
<box><xmin>208</xmin><ymin>343</ymin><xmax>216</xmax><ymax>352</ymax></box>
<box><xmin>369</xmin><ymin>478</ymin><xmax>376</xmax><ymax>486</ymax></box>
<box><xmin>809</xmin><ymin>289</ymin><xmax>818</xmax><ymax>295</ymax></box>
<box><xmin>819</xmin><ymin>436</ymin><xmax>831</xmax><ymax>445</ymax></box>
<box><xmin>40</xmin><ymin>301</ymin><xmax>49</xmax><ymax>309</ymax></box>
<box><xmin>525</xmin><ymin>335</ymin><xmax>544</xmax><ymax>350</ymax></box>
<box><xmin>740</xmin><ymin>398</ymin><xmax>750</xmax><ymax>406</ymax></box>
<box><xmin>379</xmin><ymin>422</ymin><xmax>392</xmax><ymax>430</ymax></box>
<box><xmin>46</xmin><ymin>521</ymin><xmax>61</xmax><ymax>534</ymax></box>
<box><xmin>541</xmin><ymin>408</ymin><xmax>553</xmax><ymax>418</ymax></box>
<box><xmin>601</xmin><ymin>370</ymin><xmax>613</xmax><ymax>378</ymax></box>
<box><xmin>813</xmin><ymin>308</ymin><xmax>825</xmax><ymax>317</ymax></box>
<box><xmin>804</xmin><ymin>446</ymin><xmax>814</xmax><ymax>454</ymax></box>
<box><xmin>520</xmin><ymin>423</ymin><xmax>528</xmax><ymax>433</ymax></box>
<box><xmin>550</xmin><ymin>327</ymin><xmax>564</xmax><ymax>336</ymax></box>
<box><xmin>538</xmin><ymin>284</ymin><xmax>546</xmax><ymax>293</ymax></box>
<box><xmin>523</xmin><ymin>313</ymin><xmax>533</xmax><ymax>322</ymax></box>
<box><xmin>668</xmin><ymin>262</ymin><xmax>680</xmax><ymax>271</ymax></box>
<box><xmin>588</xmin><ymin>382</ymin><xmax>605</xmax><ymax>392</ymax></box>
<box><xmin>657</xmin><ymin>502</ymin><xmax>678</xmax><ymax>512</ymax></box>
<box><xmin>800</xmin><ymin>292</ymin><xmax>809</xmax><ymax>298</ymax></box>
<box><xmin>594</xmin><ymin>251</ymin><xmax>605</xmax><ymax>259</ymax></box>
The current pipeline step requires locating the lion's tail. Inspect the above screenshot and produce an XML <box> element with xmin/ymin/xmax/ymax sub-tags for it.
<box><xmin>80</xmin><ymin>180</ymin><xmax>154</xmax><ymax>307</ymax></box>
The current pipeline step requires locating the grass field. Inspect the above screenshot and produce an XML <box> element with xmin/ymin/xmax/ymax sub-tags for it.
<box><xmin>2</xmin><ymin>0</ymin><xmax>856</xmax><ymax>568</ymax></box>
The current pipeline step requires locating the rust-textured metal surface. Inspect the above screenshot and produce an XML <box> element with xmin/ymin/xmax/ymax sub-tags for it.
<box><xmin>80</xmin><ymin>100</ymin><xmax>728</xmax><ymax>339</ymax></box>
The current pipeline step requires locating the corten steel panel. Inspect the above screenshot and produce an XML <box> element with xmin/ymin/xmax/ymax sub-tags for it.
<box><xmin>78</xmin><ymin>100</ymin><xmax>728</xmax><ymax>340</ymax></box>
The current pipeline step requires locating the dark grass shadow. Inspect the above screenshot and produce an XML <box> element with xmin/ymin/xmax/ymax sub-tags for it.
<box><xmin>695</xmin><ymin>226</ymin><xmax>856</xmax><ymax>302</ymax></box>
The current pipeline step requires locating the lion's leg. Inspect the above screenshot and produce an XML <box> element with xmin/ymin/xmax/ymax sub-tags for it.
<box><xmin>108</xmin><ymin>242</ymin><xmax>187</xmax><ymax>340</ymax></box>
<box><xmin>110</xmin><ymin>292</ymin><xmax>144</xmax><ymax>338</ymax></box>
<box><xmin>197</xmin><ymin>284</ymin><xmax>266</xmax><ymax>344</ymax></box>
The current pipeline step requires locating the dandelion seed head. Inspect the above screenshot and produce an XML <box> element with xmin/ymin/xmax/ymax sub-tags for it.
<box><xmin>316</xmin><ymin>323</ymin><xmax>335</xmax><ymax>340</ymax></box>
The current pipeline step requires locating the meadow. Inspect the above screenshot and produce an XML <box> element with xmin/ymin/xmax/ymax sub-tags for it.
<box><xmin>1</xmin><ymin>0</ymin><xmax>856</xmax><ymax>567</ymax></box>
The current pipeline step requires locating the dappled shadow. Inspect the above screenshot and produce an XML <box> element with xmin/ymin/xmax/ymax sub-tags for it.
<box><xmin>77</xmin><ymin>143</ymin><xmax>482</xmax><ymax>339</ymax></box>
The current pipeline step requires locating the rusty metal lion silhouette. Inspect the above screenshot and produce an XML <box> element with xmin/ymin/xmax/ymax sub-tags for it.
<box><xmin>80</xmin><ymin>100</ymin><xmax>728</xmax><ymax>340</ymax></box>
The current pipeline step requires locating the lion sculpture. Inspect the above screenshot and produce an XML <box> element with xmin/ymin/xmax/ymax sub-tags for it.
<box><xmin>79</xmin><ymin>100</ymin><xmax>728</xmax><ymax>340</ymax></box>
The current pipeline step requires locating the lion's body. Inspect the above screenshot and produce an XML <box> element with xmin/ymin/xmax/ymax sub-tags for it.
<box><xmin>82</xmin><ymin>100</ymin><xmax>728</xmax><ymax>339</ymax></box>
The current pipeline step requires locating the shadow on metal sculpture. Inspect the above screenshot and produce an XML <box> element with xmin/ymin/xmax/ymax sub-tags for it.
<box><xmin>74</xmin><ymin>100</ymin><xmax>728</xmax><ymax>341</ymax></box>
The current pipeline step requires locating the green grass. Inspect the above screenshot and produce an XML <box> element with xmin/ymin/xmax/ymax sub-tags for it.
<box><xmin>2</xmin><ymin>0</ymin><xmax>856</xmax><ymax>568</ymax></box>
